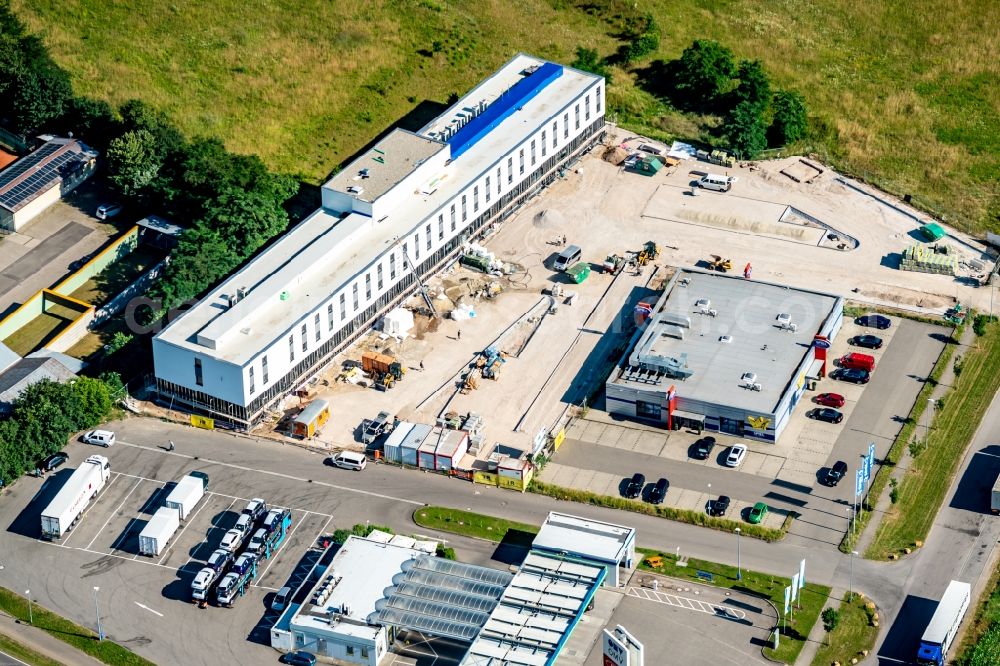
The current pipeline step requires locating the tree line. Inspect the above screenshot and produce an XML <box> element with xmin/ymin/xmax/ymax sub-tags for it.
<box><xmin>0</xmin><ymin>1</ymin><xmax>298</xmax><ymax>319</ymax></box>
<box><xmin>567</xmin><ymin>4</ymin><xmax>808</xmax><ymax>160</ymax></box>
<box><xmin>0</xmin><ymin>374</ymin><xmax>123</xmax><ymax>485</ymax></box>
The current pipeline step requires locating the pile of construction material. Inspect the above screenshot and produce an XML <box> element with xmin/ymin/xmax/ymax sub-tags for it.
<box><xmin>900</xmin><ymin>244</ymin><xmax>957</xmax><ymax>275</ymax></box>
<box><xmin>460</xmin><ymin>242</ymin><xmax>505</xmax><ymax>274</ymax></box>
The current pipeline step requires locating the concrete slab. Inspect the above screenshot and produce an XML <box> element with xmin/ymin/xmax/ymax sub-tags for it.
<box><xmin>634</xmin><ymin>431</ymin><xmax>665</xmax><ymax>456</ymax></box>
<box><xmin>581</xmin><ymin>420</ymin><xmax>607</xmax><ymax>444</ymax></box>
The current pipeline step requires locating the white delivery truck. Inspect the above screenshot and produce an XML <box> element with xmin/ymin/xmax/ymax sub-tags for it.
<box><xmin>138</xmin><ymin>506</ymin><xmax>181</xmax><ymax>556</ymax></box>
<box><xmin>165</xmin><ymin>474</ymin><xmax>206</xmax><ymax>520</ymax></box>
<box><xmin>40</xmin><ymin>455</ymin><xmax>111</xmax><ymax>539</ymax></box>
<box><xmin>991</xmin><ymin>472</ymin><xmax>1000</xmax><ymax>514</ymax></box>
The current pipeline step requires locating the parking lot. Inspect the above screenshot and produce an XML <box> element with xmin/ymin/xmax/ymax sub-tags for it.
<box><xmin>583</xmin><ymin>571</ymin><xmax>777</xmax><ymax>666</ymax></box>
<box><xmin>541</xmin><ymin>315</ymin><xmax>946</xmax><ymax>543</ymax></box>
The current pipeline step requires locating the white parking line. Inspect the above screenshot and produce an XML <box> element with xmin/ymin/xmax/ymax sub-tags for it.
<box><xmin>0</xmin><ymin>649</ymin><xmax>30</xmax><ymax>666</ymax></box>
<box><xmin>626</xmin><ymin>587</ymin><xmax>748</xmax><ymax>620</ymax></box>
<box><xmin>85</xmin><ymin>477</ymin><xmax>145</xmax><ymax>551</ymax></box>
<box><xmin>135</xmin><ymin>601</ymin><xmax>163</xmax><ymax>617</ymax></box>
<box><xmin>177</xmin><ymin>497</ymin><xmax>238</xmax><ymax>572</ymax></box>
<box><xmin>118</xmin><ymin>440</ymin><xmax>424</xmax><ymax>506</ymax></box>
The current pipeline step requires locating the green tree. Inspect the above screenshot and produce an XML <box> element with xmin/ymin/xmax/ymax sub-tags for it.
<box><xmin>621</xmin><ymin>13</ymin><xmax>659</xmax><ymax>64</ymax></box>
<box><xmin>726</xmin><ymin>100</ymin><xmax>768</xmax><ymax>159</ymax></box>
<box><xmin>822</xmin><ymin>606</ymin><xmax>841</xmax><ymax>632</ymax></box>
<box><xmin>7</xmin><ymin>49</ymin><xmax>72</xmax><ymax>133</ymax></box>
<box><xmin>58</xmin><ymin>96</ymin><xmax>118</xmax><ymax>150</ymax></box>
<box><xmin>106</xmin><ymin>129</ymin><xmax>162</xmax><ymax>199</ymax></box>
<box><xmin>671</xmin><ymin>39</ymin><xmax>736</xmax><ymax>110</ymax></box>
<box><xmin>105</xmin><ymin>331</ymin><xmax>134</xmax><ymax>356</ymax></box>
<box><xmin>731</xmin><ymin>60</ymin><xmax>771</xmax><ymax>113</ymax></box>
<box><xmin>153</xmin><ymin>226</ymin><xmax>240</xmax><ymax>309</ymax></box>
<box><xmin>571</xmin><ymin>46</ymin><xmax>612</xmax><ymax>83</ymax></box>
<box><xmin>0</xmin><ymin>419</ymin><xmax>27</xmax><ymax>484</ymax></box>
<box><xmin>770</xmin><ymin>90</ymin><xmax>808</xmax><ymax>145</ymax></box>
<box><xmin>118</xmin><ymin>99</ymin><xmax>185</xmax><ymax>160</ymax></box>
<box><xmin>202</xmin><ymin>188</ymin><xmax>290</xmax><ymax>254</ymax></box>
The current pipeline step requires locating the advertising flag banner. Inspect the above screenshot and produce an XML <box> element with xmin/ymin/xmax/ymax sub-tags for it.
<box><xmin>856</xmin><ymin>469</ymin><xmax>865</xmax><ymax>496</ymax></box>
<box><xmin>791</xmin><ymin>574</ymin><xmax>800</xmax><ymax>603</ymax></box>
<box><xmin>798</xmin><ymin>560</ymin><xmax>806</xmax><ymax>590</ymax></box>
<box><xmin>783</xmin><ymin>586</ymin><xmax>790</xmax><ymax>615</ymax></box>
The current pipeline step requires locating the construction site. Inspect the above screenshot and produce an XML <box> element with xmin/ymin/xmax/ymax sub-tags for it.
<box><xmin>238</xmin><ymin>124</ymin><xmax>996</xmax><ymax>480</ymax></box>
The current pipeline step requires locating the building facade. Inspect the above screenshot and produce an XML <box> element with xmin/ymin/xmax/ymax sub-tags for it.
<box><xmin>153</xmin><ymin>54</ymin><xmax>605</xmax><ymax>428</ymax></box>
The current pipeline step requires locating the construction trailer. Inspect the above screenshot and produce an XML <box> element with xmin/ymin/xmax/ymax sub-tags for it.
<box><xmin>293</xmin><ymin>398</ymin><xmax>330</xmax><ymax>438</ymax></box>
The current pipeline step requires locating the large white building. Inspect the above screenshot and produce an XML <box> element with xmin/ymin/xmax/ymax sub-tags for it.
<box><xmin>153</xmin><ymin>54</ymin><xmax>605</xmax><ymax>428</ymax></box>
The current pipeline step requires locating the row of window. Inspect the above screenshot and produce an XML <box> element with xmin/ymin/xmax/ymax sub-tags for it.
<box><xmin>200</xmin><ymin>87</ymin><xmax>604</xmax><ymax>398</ymax></box>
<box><xmin>172</xmin><ymin>115</ymin><xmax>608</xmax><ymax>425</ymax></box>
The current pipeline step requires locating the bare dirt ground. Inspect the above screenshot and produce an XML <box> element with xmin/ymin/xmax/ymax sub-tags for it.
<box><xmin>249</xmin><ymin>125</ymin><xmax>994</xmax><ymax>456</ymax></box>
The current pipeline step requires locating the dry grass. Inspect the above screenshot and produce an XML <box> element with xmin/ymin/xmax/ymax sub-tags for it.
<box><xmin>13</xmin><ymin>0</ymin><xmax>999</xmax><ymax>228</ymax></box>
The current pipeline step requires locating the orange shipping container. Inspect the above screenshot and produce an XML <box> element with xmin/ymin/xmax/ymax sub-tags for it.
<box><xmin>361</xmin><ymin>351</ymin><xmax>393</xmax><ymax>374</ymax></box>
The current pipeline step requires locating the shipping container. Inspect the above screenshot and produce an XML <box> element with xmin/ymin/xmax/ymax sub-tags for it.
<box><xmin>382</xmin><ymin>422</ymin><xmax>414</xmax><ymax>463</ymax></box>
<box><xmin>418</xmin><ymin>432</ymin><xmax>439</xmax><ymax>470</ymax></box>
<box><xmin>165</xmin><ymin>474</ymin><xmax>206</xmax><ymax>520</ymax></box>
<box><xmin>40</xmin><ymin>455</ymin><xmax>111</xmax><ymax>539</ymax></box>
<box><xmin>361</xmin><ymin>351</ymin><xmax>394</xmax><ymax>375</ymax></box>
<box><xmin>433</xmin><ymin>429</ymin><xmax>469</xmax><ymax>471</ymax></box>
<box><xmin>399</xmin><ymin>424</ymin><xmax>431</xmax><ymax>467</ymax></box>
<box><xmin>138</xmin><ymin>506</ymin><xmax>181</xmax><ymax>556</ymax></box>
<box><xmin>292</xmin><ymin>399</ymin><xmax>330</xmax><ymax>439</ymax></box>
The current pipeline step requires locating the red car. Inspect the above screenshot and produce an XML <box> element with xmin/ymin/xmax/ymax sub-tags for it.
<box><xmin>815</xmin><ymin>393</ymin><xmax>845</xmax><ymax>408</ymax></box>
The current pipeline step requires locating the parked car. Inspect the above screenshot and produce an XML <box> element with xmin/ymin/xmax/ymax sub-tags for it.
<box><xmin>851</xmin><ymin>334</ymin><xmax>883</xmax><ymax>349</ymax></box>
<box><xmin>243</xmin><ymin>498</ymin><xmax>268</xmax><ymax>522</ymax></box>
<box><xmin>272</xmin><ymin>586</ymin><xmax>292</xmax><ymax>612</ymax></box>
<box><xmin>624</xmin><ymin>473</ymin><xmax>645</xmax><ymax>499</ymax></box>
<box><xmin>188</xmin><ymin>470</ymin><xmax>210</xmax><ymax>489</ymax></box>
<box><xmin>708</xmin><ymin>495</ymin><xmax>730</xmax><ymax>517</ymax></box>
<box><xmin>81</xmin><ymin>430</ymin><xmax>115</xmax><ymax>447</ymax></box>
<box><xmin>725</xmin><ymin>444</ymin><xmax>747</xmax><ymax>468</ymax></box>
<box><xmin>831</xmin><ymin>368</ymin><xmax>870</xmax><ymax>384</ymax></box>
<box><xmin>206</xmin><ymin>548</ymin><xmax>233</xmax><ymax>573</ymax></box>
<box><xmin>856</xmin><ymin>314</ymin><xmax>891</xmax><ymax>330</ymax></box>
<box><xmin>38</xmin><ymin>452</ymin><xmax>68</xmax><ymax>473</ymax></box>
<box><xmin>815</xmin><ymin>393</ymin><xmax>845</xmax><ymax>408</ymax></box>
<box><xmin>326</xmin><ymin>451</ymin><xmax>367</xmax><ymax>471</ymax></box>
<box><xmin>825</xmin><ymin>461</ymin><xmax>849</xmax><ymax>487</ymax></box>
<box><xmin>279</xmin><ymin>651</ymin><xmax>317</xmax><ymax>666</ymax></box>
<box><xmin>748</xmin><ymin>502</ymin><xmax>769</xmax><ymax>524</ymax></box>
<box><xmin>692</xmin><ymin>436</ymin><xmax>716</xmax><ymax>460</ymax></box>
<box><xmin>810</xmin><ymin>408</ymin><xmax>844</xmax><ymax>424</ymax></box>
<box><xmin>95</xmin><ymin>203</ymin><xmax>123</xmax><ymax>220</ymax></box>
<box><xmin>648</xmin><ymin>478</ymin><xmax>668</xmax><ymax>504</ymax></box>
<box><xmin>840</xmin><ymin>352</ymin><xmax>876</xmax><ymax>372</ymax></box>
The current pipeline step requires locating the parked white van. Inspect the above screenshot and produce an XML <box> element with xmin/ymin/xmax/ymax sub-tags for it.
<box><xmin>553</xmin><ymin>245</ymin><xmax>582</xmax><ymax>271</ymax></box>
<box><xmin>329</xmin><ymin>451</ymin><xmax>367</xmax><ymax>471</ymax></box>
<box><xmin>81</xmin><ymin>430</ymin><xmax>116</xmax><ymax>447</ymax></box>
<box><xmin>698</xmin><ymin>173</ymin><xmax>734</xmax><ymax>192</ymax></box>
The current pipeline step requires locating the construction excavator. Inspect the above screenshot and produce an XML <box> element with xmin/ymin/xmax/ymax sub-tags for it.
<box><xmin>637</xmin><ymin>241</ymin><xmax>659</xmax><ymax>266</ymax></box>
<box><xmin>708</xmin><ymin>254</ymin><xmax>733</xmax><ymax>272</ymax></box>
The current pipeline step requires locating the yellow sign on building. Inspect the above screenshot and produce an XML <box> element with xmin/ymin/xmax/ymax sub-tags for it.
<box><xmin>190</xmin><ymin>414</ymin><xmax>215</xmax><ymax>430</ymax></box>
<box><xmin>747</xmin><ymin>415</ymin><xmax>771</xmax><ymax>431</ymax></box>
<box><xmin>552</xmin><ymin>428</ymin><xmax>566</xmax><ymax>451</ymax></box>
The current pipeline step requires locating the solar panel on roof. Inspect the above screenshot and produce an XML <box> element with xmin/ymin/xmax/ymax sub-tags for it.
<box><xmin>0</xmin><ymin>142</ymin><xmax>92</xmax><ymax>212</ymax></box>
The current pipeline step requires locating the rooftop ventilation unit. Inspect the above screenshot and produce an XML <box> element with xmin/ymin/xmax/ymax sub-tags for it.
<box><xmin>698</xmin><ymin>306</ymin><xmax>717</xmax><ymax>317</ymax></box>
<box><xmin>694</xmin><ymin>298</ymin><xmax>711</xmax><ymax>309</ymax></box>
<box><xmin>236</xmin><ymin>286</ymin><xmax>248</xmax><ymax>300</ymax></box>
<box><xmin>775</xmin><ymin>313</ymin><xmax>798</xmax><ymax>332</ymax></box>
<box><xmin>719</xmin><ymin>335</ymin><xmax>733</xmax><ymax>343</ymax></box>
<box><xmin>347</xmin><ymin>185</ymin><xmax>364</xmax><ymax>195</ymax></box>
<box><xmin>740</xmin><ymin>371</ymin><xmax>762</xmax><ymax>391</ymax></box>
<box><xmin>661</xmin><ymin>313</ymin><xmax>692</xmax><ymax>328</ymax></box>
<box><xmin>359</xmin><ymin>168</ymin><xmax>370</xmax><ymax>179</ymax></box>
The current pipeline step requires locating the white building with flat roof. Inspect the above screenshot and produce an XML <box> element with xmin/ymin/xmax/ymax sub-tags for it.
<box><xmin>153</xmin><ymin>54</ymin><xmax>605</xmax><ymax>428</ymax></box>
<box><xmin>606</xmin><ymin>269</ymin><xmax>844</xmax><ymax>442</ymax></box>
<box><xmin>530</xmin><ymin>512</ymin><xmax>636</xmax><ymax>587</ymax></box>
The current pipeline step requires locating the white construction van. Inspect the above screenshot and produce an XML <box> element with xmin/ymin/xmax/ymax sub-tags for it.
<box><xmin>554</xmin><ymin>245</ymin><xmax>582</xmax><ymax>271</ymax></box>
<box><xmin>698</xmin><ymin>173</ymin><xmax>734</xmax><ymax>192</ymax></box>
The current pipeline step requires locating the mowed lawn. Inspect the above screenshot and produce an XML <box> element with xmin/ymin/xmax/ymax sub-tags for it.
<box><xmin>14</xmin><ymin>0</ymin><xmax>999</xmax><ymax>229</ymax></box>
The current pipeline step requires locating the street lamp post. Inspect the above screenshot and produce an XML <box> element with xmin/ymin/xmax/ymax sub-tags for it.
<box><xmin>735</xmin><ymin>528</ymin><xmax>742</xmax><ymax>581</ymax></box>
<box><xmin>25</xmin><ymin>590</ymin><xmax>32</xmax><ymax>625</ymax></box>
<box><xmin>93</xmin><ymin>586</ymin><xmax>103</xmax><ymax>641</ymax></box>
<box><xmin>849</xmin><ymin>551</ymin><xmax>858</xmax><ymax>600</ymax></box>
<box><xmin>926</xmin><ymin>398</ymin><xmax>936</xmax><ymax>446</ymax></box>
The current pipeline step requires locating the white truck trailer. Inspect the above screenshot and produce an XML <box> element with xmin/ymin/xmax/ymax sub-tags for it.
<box><xmin>138</xmin><ymin>506</ymin><xmax>181</xmax><ymax>556</ymax></box>
<box><xmin>991</xmin><ymin>472</ymin><xmax>1000</xmax><ymax>513</ymax></box>
<box><xmin>165</xmin><ymin>474</ymin><xmax>205</xmax><ymax>520</ymax></box>
<box><xmin>40</xmin><ymin>455</ymin><xmax>111</xmax><ymax>540</ymax></box>
<box><xmin>917</xmin><ymin>580</ymin><xmax>971</xmax><ymax>666</ymax></box>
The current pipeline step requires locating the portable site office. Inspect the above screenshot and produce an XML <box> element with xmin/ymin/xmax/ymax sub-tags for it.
<box><xmin>382</xmin><ymin>421</ymin><xmax>415</xmax><ymax>463</ymax></box>
<box><xmin>398</xmin><ymin>423</ymin><xmax>431</xmax><ymax>467</ymax></box>
<box><xmin>292</xmin><ymin>399</ymin><xmax>330</xmax><ymax>439</ymax></box>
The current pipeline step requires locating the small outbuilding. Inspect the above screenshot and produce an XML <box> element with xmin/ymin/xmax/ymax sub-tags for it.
<box><xmin>530</xmin><ymin>512</ymin><xmax>637</xmax><ymax>587</ymax></box>
<box><xmin>292</xmin><ymin>399</ymin><xmax>330</xmax><ymax>439</ymax></box>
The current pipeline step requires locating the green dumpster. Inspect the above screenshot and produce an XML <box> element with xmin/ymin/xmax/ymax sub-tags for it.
<box><xmin>920</xmin><ymin>222</ymin><xmax>945</xmax><ymax>241</ymax></box>
<box><xmin>566</xmin><ymin>262</ymin><xmax>591</xmax><ymax>284</ymax></box>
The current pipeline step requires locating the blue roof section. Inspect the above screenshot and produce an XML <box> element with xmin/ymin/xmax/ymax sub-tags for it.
<box><xmin>448</xmin><ymin>62</ymin><xmax>563</xmax><ymax>160</ymax></box>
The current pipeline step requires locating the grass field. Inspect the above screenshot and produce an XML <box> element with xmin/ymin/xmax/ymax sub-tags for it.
<box><xmin>637</xmin><ymin>548</ymin><xmax>829</xmax><ymax>663</ymax></box>
<box><xmin>867</xmin><ymin>322</ymin><xmax>1000</xmax><ymax>559</ymax></box>
<box><xmin>12</xmin><ymin>0</ymin><xmax>999</xmax><ymax>230</ymax></box>
<box><xmin>810</xmin><ymin>593</ymin><xmax>880</xmax><ymax>666</ymax></box>
<box><xmin>0</xmin><ymin>588</ymin><xmax>155</xmax><ymax>666</ymax></box>
<box><xmin>412</xmin><ymin>506</ymin><xmax>539</xmax><ymax>543</ymax></box>
<box><xmin>956</xmin><ymin>558</ymin><xmax>1000</xmax><ymax>665</ymax></box>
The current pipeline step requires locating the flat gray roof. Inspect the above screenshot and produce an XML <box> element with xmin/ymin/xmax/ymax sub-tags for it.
<box><xmin>326</xmin><ymin>129</ymin><xmax>445</xmax><ymax>203</ymax></box>
<box><xmin>614</xmin><ymin>270</ymin><xmax>840</xmax><ymax>413</ymax></box>
<box><xmin>155</xmin><ymin>54</ymin><xmax>600</xmax><ymax>366</ymax></box>
<box><xmin>531</xmin><ymin>512</ymin><xmax>634</xmax><ymax>563</ymax></box>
